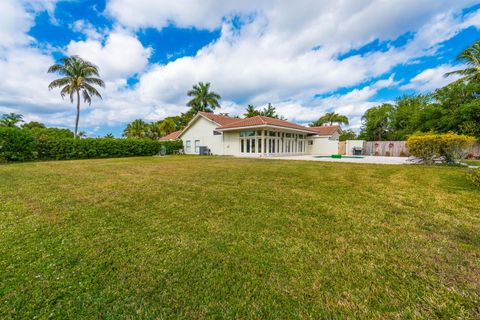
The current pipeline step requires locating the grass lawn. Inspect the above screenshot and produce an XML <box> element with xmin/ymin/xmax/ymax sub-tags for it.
<box><xmin>465</xmin><ymin>159</ymin><xmax>480</xmax><ymax>166</ymax></box>
<box><xmin>1</xmin><ymin>156</ymin><xmax>479</xmax><ymax>319</ymax></box>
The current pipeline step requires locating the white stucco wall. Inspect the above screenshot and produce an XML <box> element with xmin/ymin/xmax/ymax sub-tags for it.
<box><xmin>345</xmin><ymin>140</ymin><xmax>365</xmax><ymax>155</ymax></box>
<box><xmin>222</xmin><ymin>131</ymin><xmax>240</xmax><ymax>155</ymax></box>
<box><xmin>180</xmin><ymin>116</ymin><xmax>224</xmax><ymax>155</ymax></box>
<box><xmin>307</xmin><ymin>137</ymin><xmax>339</xmax><ymax>155</ymax></box>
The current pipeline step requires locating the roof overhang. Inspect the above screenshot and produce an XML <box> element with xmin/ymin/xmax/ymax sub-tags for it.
<box><xmin>216</xmin><ymin>124</ymin><xmax>317</xmax><ymax>134</ymax></box>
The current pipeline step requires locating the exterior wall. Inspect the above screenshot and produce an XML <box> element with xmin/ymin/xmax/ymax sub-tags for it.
<box><xmin>180</xmin><ymin>117</ymin><xmax>224</xmax><ymax>155</ymax></box>
<box><xmin>345</xmin><ymin>140</ymin><xmax>365</xmax><ymax>155</ymax></box>
<box><xmin>307</xmin><ymin>136</ymin><xmax>339</xmax><ymax>155</ymax></box>
<box><xmin>223</xmin><ymin>131</ymin><xmax>240</xmax><ymax>155</ymax></box>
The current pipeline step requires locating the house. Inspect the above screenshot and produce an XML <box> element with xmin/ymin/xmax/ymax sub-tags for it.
<box><xmin>169</xmin><ymin>112</ymin><xmax>342</xmax><ymax>156</ymax></box>
<box><xmin>159</xmin><ymin>130</ymin><xmax>182</xmax><ymax>141</ymax></box>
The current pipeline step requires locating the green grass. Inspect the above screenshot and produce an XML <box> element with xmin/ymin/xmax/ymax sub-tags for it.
<box><xmin>464</xmin><ymin>159</ymin><xmax>480</xmax><ymax>166</ymax></box>
<box><xmin>1</xmin><ymin>156</ymin><xmax>479</xmax><ymax>319</ymax></box>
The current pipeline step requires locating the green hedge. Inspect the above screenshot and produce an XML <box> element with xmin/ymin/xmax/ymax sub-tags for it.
<box><xmin>0</xmin><ymin>127</ymin><xmax>37</xmax><ymax>162</ymax></box>
<box><xmin>0</xmin><ymin>127</ymin><xmax>183</xmax><ymax>162</ymax></box>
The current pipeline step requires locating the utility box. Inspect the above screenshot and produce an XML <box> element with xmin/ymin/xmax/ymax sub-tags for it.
<box><xmin>199</xmin><ymin>146</ymin><xmax>210</xmax><ymax>155</ymax></box>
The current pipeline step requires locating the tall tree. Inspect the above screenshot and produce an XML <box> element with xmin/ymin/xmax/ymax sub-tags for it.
<box><xmin>123</xmin><ymin>119</ymin><xmax>149</xmax><ymax>138</ymax></box>
<box><xmin>187</xmin><ymin>82</ymin><xmax>221</xmax><ymax>113</ymax></box>
<box><xmin>310</xmin><ymin>112</ymin><xmax>349</xmax><ymax>126</ymax></box>
<box><xmin>21</xmin><ymin>121</ymin><xmax>45</xmax><ymax>129</ymax></box>
<box><xmin>244</xmin><ymin>104</ymin><xmax>261</xmax><ymax>117</ymax></box>
<box><xmin>359</xmin><ymin>104</ymin><xmax>394</xmax><ymax>141</ymax></box>
<box><xmin>47</xmin><ymin>56</ymin><xmax>105</xmax><ymax>138</ymax></box>
<box><xmin>0</xmin><ymin>113</ymin><xmax>23</xmax><ymax>127</ymax></box>
<box><xmin>445</xmin><ymin>40</ymin><xmax>480</xmax><ymax>83</ymax></box>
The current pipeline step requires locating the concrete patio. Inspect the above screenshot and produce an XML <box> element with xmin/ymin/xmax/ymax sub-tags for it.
<box><xmin>267</xmin><ymin>155</ymin><xmax>409</xmax><ymax>165</ymax></box>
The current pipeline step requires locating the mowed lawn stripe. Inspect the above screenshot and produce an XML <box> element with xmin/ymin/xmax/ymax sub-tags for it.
<box><xmin>1</xmin><ymin>156</ymin><xmax>479</xmax><ymax>318</ymax></box>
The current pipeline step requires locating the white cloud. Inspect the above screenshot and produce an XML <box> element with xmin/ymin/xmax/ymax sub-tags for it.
<box><xmin>401</xmin><ymin>64</ymin><xmax>462</xmax><ymax>92</ymax></box>
<box><xmin>67</xmin><ymin>29</ymin><xmax>152</xmax><ymax>80</ymax></box>
<box><xmin>1</xmin><ymin>0</ymin><xmax>480</xmax><ymax>134</ymax></box>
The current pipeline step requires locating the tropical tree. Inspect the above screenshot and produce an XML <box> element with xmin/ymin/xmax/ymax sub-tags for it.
<box><xmin>123</xmin><ymin>119</ymin><xmax>149</xmax><ymax>138</ymax></box>
<box><xmin>445</xmin><ymin>40</ymin><xmax>480</xmax><ymax>83</ymax></box>
<box><xmin>359</xmin><ymin>104</ymin><xmax>394</xmax><ymax>141</ymax></box>
<box><xmin>244</xmin><ymin>104</ymin><xmax>261</xmax><ymax>117</ymax></box>
<box><xmin>104</xmin><ymin>133</ymin><xmax>114</xmax><ymax>138</ymax></box>
<box><xmin>47</xmin><ymin>56</ymin><xmax>105</xmax><ymax>138</ymax></box>
<box><xmin>158</xmin><ymin>118</ymin><xmax>177</xmax><ymax>134</ymax></box>
<box><xmin>310</xmin><ymin>112</ymin><xmax>349</xmax><ymax>126</ymax></box>
<box><xmin>22</xmin><ymin>121</ymin><xmax>45</xmax><ymax>129</ymax></box>
<box><xmin>0</xmin><ymin>113</ymin><xmax>24</xmax><ymax>127</ymax></box>
<box><xmin>187</xmin><ymin>82</ymin><xmax>221</xmax><ymax>112</ymax></box>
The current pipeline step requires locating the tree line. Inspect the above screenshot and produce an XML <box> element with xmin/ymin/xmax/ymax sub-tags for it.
<box><xmin>25</xmin><ymin>39</ymin><xmax>480</xmax><ymax>141</ymax></box>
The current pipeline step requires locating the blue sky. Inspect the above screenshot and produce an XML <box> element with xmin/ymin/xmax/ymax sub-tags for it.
<box><xmin>1</xmin><ymin>0</ymin><xmax>480</xmax><ymax>136</ymax></box>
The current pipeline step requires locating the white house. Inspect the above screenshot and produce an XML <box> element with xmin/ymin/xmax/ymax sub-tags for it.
<box><xmin>161</xmin><ymin>112</ymin><xmax>342</xmax><ymax>156</ymax></box>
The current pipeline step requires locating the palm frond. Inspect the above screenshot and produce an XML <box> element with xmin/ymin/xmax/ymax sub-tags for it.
<box><xmin>84</xmin><ymin>77</ymin><xmax>105</xmax><ymax>88</ymax></box>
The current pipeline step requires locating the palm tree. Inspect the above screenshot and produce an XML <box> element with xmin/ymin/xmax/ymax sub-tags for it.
<box><xmin>47</xmin><ymin>56</ymin><xmax>105</xmax><ymax>138</ymax></box>
<box><xmin>0</xmin><ymin>113</ymin><xmax>23</xmax><ymax>127</ymax></box>
<box><xmin>123</xmin><ymin>119</ymin><xmax>149</xmax><ymax>138</ymax></box>
<box><xmin>187</xmin><ymin>82</ymin><xmax>221</xmax><ymax>113</ymax></box>
<box><xmin>310</xmin><ymin>112</ymin><xmax>349</xmax><ymax>126</ymax></box>
<box><xmin>445</xmin><ymin>40</ymin><xmax>480</xmax><ymax>83</ymax></box>
<box><xmin>244</xmin><ymin>104</ymin><xmax>261</xmax><ymax>118</ymax></box>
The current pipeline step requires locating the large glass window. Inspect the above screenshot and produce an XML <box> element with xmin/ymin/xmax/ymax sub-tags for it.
<box><xmin>258</xmin><ymin>139</ymin><xmax>262</xmax><ymax>153</ymax></box>
<box><xmin>246</xmin><ymin>139</ymin><xmax>250</xmax><ymax>153</ymax></box>
<box><xmin>241</xmin><ymin>139</ymin><xmax>244</xmax><ymax>153</ymax></box>
<box><xmin>195</xmin><ymin>140</ymin><xmax>200</xmax><ymax>153</ymax></box>
<box><xmin>186</xmin><ymin>140</ymin><xmax>191</xmax><ymax>153</ymax></box>
<box><xmin>269</xmin><ymin>131</ymin><xmax>276</xmax><ymax>137</ymax></box>
<box><xmin>251</xmin><ymin>139</ymin><xmax>256</xmax><ymax>153</ymax></box>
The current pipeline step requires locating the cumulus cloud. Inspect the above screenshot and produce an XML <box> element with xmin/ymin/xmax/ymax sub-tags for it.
<box><xmin>67</xmin><ymin>29</ymin><xmax>152</xmax><ymax>80</ymax></box>
<box><xmin>401</xmin><ymin>64</ymin><xmax>462</xmax><ymax>92</ymax></box>
<box><xmin>1</xmin><ymin>0</ymin><xmax>480</xmax><ymax>134</ymax></box>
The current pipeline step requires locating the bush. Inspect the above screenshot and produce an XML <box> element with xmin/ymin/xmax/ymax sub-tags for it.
<box><xmin>467</xmin><ymin>169</ymin><xmax>480</xmax><ymax>187</ymax></box>
<box><xmin>438</xmin><ymin>133</ymin><xmax>476</xmax><ymax>164</ymax></box>
<box><xmin>0</xmin><ymin>127</ymin><xmax>183</xmax><ymax>162</ymax></box>
<box><xmin>407</xmin><ymin>132</ymin><xmax>476</xmax><ymax>164</ymax></box>
<box><xmin>0</xmin><ymin>127</ymin><xmax>37</xmax><ymax>161</ymax></box>
<box><xmin>406</xmin><ymin>133</ymin><xmax>441</xmax><ymax>164</ymax></box>
<box><xmin>37</xmin><ymin>138</ymin><xmax>183</xmax><ymax>160</ymax></box>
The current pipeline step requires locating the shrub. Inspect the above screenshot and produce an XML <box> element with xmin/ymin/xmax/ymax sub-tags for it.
<box><xmin>0</xmin><ymin>129</ymin><xmax>183</xmax><ymax>162</ymax></box>
<box><xmin>407</xmin><ymin>132</ymin><xmax>476</xmax><ymax>164</ymax></box>
<box><xmin>0</xmin><ymin>127</ymin><xmax>37</xmax><ymax>161</ymax></box>
<box><xmin>438</xmin><ymin>133</ymin><xmax>476</xmax><ymax>164</ymax></box>
<box><xmin>406</xmin><ymin>133</ymin><xmax>441</xmax><ymax>164</ymax></box>
<box><xmin>467</xmin><ymin>169</ymin><xmax>480</xmax><ymax>187</ymax></box>
<box><xmin>37</xmin><ymin>138</ymin><xmax>183</xmax><ymax>161</ymax></box>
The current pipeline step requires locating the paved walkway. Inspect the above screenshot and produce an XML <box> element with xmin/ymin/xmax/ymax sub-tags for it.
<box><xmin>267</xmin><ymin>155</ymin><xmax>409</xmax><ymax>165</ymax></box>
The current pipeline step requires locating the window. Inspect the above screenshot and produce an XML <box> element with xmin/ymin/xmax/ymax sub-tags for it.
<box><xmin>241</xmin><ymin>139</ymin><xmax>244</xmax><ymax>153</ymax></box>
<box><xmin>285</xmin><ymin>133</ymin><xmax>291</xmax><ymax>138</ymax></box>
<box><xmin>195</xmin><ymin>140</ymin><xmax>200</xmax><ymax>153</ymax></box>
<box><xmin>246</xmin><ymin>130</ymin><xmax>255</xmax><ymax>137</ymax></box>
<box><xmin>240</xmin><ymin>132</ymin><xmax>246</xmax><ymax>137</ymax></box>
<box><xmin>257</xmin><ymin>130</ymin><xmax>262</xmax><ymax>136</ymax></box>
<box><xmin>269</xmin><ymin>131</ymin><xmax>276</xmax><ymax>137</ymax></box>
<box><xmin>213</xmin><ymin>130</ymin><xmax>221</xmax><ymax>135</ymax></box>
<box><xmin>251</xmin><ymin>139</ymin><xmax>255</xmax><ymax>153</ymax></box>
<box><xmin>246</xmin><ymin>139</ymin><xmax>251</xmax><ymax>153</ymax></box>
<box><xmin>258</xmin><ymin>139</ymin><xmax>262</xmax><ymax>153</ymax></box>
<box><xmin>186</xmin><ymin>140</ymin><xmax>191</xmax><ymax>152</ymax></box>
<box><xmin>308</xmin><ymin>140</ymin><xmax>313</xmax><ymax>145</ymax></box>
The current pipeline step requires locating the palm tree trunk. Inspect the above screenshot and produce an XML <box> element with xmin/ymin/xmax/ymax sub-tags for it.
<box><xmin>74</xmin><ymin>89</ymin><xmax>80</xmax><ymax>138</ymax></box>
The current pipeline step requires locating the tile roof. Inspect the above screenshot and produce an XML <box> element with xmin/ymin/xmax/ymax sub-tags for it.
<box><xmin>217</xmin><ymin>115</ymin><xmax>319</xmax><ymax>133</ymax></box>
<box><xmin>159</xmin><ymin>130</ymin><xmax>182</xmax><ymax>141</ymax></box>
<box><xmin>198</xmin><ymin>112</ymin><xmax>240</xmax><ymax>126</ymax></box>
<box><xmin>309</xmin><ymin>125</ymin><xmax>341</xmax><ymax>135</ymax></box>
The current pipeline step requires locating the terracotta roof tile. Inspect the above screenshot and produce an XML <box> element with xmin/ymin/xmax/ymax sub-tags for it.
<box><xmin>217</xmin><ymin>115</ymin><xmax>319</xmax><ymax>133</ymax></box>
<box><xmin>159</xmin><ymin>130</ymin><xmax>182</xmax><ymax>141</ymax></box>
<box><xmin>309</xmin><ymin>125</ymin><xmax>341</xmax><ymax>135</ymax></box>
<box><xmin>198</xmin><ymin>112</ymin><xmax>240</xmax><ymax>126</ymax></box>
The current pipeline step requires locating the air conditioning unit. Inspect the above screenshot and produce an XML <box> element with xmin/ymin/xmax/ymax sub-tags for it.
<box><xmin>199</xmin><ymin>146</ymin><xmax>210</xmax><ymax>155</ymax></box>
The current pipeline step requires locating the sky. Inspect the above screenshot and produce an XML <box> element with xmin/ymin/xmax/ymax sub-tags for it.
<box><xmin>1</xmin><ymin>0</ymin><xmax>480</xmax><ymax>137</ymax></box>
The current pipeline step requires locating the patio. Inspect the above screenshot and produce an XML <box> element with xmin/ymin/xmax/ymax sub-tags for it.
<box><xmin>267</xmin><ymin>155</ymin><xmax>409</xmax><ymax>165</ymax></box>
